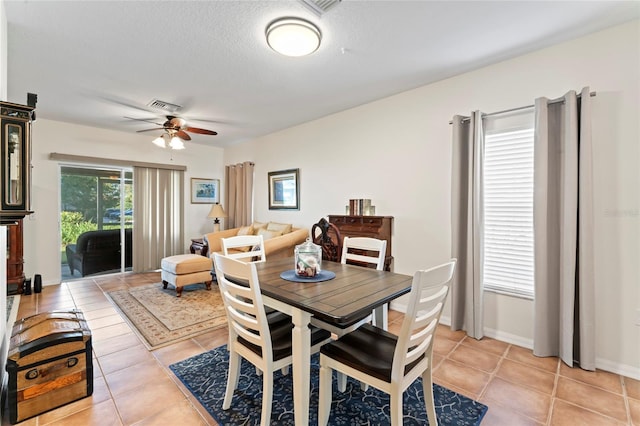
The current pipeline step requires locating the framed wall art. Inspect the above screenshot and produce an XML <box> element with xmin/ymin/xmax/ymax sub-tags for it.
<box><xmin>191</xmin><ymin>178</ymin><xmax>220</xmax><ymax>204</ymax></box>
<box><xmin>268</xmin><ymin>168</ymin><xmax>299</xmax><ymax>210</ymax></box>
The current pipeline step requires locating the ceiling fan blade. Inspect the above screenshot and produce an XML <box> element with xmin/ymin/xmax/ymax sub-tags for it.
<box><xmin>124</xmin><ymin>116</ymin><xmax>164</xmax><ymax>126</ymax></box>
<box><xmin>136</xmin><ymin>127</ymin><xmax>166</xmax><ymax>133</ymax></box>
<box><xmin>185</xmin><ymin>126</ymin><xmax>218</xmax><ymax>136</ymax></box>
<box><xmin>175</xmin><ymin>130</ymin><xmax>191</xmax><ymax>140</ymax></box>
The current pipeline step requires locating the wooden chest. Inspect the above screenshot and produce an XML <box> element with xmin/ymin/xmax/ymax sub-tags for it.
<box><xmin>6</xmin><ymin>310</ymin><xmax>93</xmax><ymax>424</ymax></box>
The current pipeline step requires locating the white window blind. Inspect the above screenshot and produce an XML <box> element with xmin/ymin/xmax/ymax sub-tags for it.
<box><xmin>483</xmin><ymin>128</ymin><xmax>535</xmax><ymax>298</ymax></box>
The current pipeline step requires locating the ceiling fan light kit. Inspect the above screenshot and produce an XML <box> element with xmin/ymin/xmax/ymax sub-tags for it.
<box><xmin>130</xmin><ymin>114</ymin><xmax>218</xmax><ymax>149</ymax></box>
<box><xmin>169</xmin><ymin>136</ymin><xmax>185</xmax><ymax>150</ymax></box>
<box><xmin>266</xmin><ymin>17</ymin><xmax>321</xmax><ymax>57</ymax></box>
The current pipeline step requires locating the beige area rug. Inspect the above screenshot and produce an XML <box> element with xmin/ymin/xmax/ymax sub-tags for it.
<box><xmin>107</xmin><ymin>283</ymin><xmax>227</xmax><ymax>350</ymax></box>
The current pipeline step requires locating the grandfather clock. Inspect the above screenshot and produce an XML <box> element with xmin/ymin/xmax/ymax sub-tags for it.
<box><xmin>0</xmin><ymin>99</ymin><xmax>35</xmax><ymax>295</ymax></box>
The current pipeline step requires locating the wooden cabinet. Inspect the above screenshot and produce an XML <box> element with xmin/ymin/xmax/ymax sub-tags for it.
<box><xmin>328</xmin><ymin>215</ymin><xmax>394</xmax><ymax>271</ymax></box>
<box><xmin>6</xmin><ymin>220</ymin><xmax>24</xmax><ymax>295</ymax></box>
<box><xmin>1</xmin><ymin>100</ymin><xmax>35</xmax><ymax>295</ymax></box>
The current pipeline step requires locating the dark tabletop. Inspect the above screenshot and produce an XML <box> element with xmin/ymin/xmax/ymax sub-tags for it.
<box><xmin>255</xmin><ymin>257</ymin><xmax>413</xmax><ymax>327</ymax></box>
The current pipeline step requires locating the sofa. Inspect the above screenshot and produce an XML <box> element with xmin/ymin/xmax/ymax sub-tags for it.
<box><xmin>204</xmin><ymin>221</ymin><xmax>309</xmax><ymax>261</ymax></box>
<box><xmin>66</xmin><ymin>228</ymin><xmax>133</xmax><ymax>277</ymax></box>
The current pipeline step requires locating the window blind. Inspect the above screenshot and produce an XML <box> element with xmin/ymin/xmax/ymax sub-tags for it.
<box><xmin>483</xmin><ymin>128</ymin><xmax>535</xmax><ymax>298</ymax></box>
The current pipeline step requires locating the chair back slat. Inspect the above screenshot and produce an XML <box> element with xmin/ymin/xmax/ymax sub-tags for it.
<box><xmin>392</xmin><ymin>260</ymin><xmax>456</xmax><ymax>381</ymax></box>
<box><xmin>221</xmin><ymin>234</ymin><xmax>266</xmax><ymax>263</ymax></box>
<box><xmin>341</xmin><ymin>237</ymin><xmax>387</xmax><ymax>270</ymax></box>
<box><xmin>213</xmin><ymin>253</ymin><xmax>272</xmax><ymax>356</ymax></box>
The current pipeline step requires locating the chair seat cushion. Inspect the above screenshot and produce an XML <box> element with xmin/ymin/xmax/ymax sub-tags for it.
<box><xmin>161</xmin><ymin>254</ymin><xmax>212</xmax><ymax>275</ymax></box>
<box><xmin>239</xmin><ymin>320</ymin><xmax>331</xmax><ymax>362</ymax></box>
<box><xmin>320</xmin><ymin>323</ymin><xmax>423</xmax><ymax>382</ymax></box>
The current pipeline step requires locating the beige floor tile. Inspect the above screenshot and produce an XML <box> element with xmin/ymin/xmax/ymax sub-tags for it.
<box><xmin>432</xmin><ymin>359</ymin><xmax>491</xmax><ymax>396</ymax></box>
<box><xmin>625</xmin><ymin>375</ymin><xmax>640</xmax><ymax>400</ymax></box>
<box><xmin>495</xmin><ymin>358</ymin><xmax>556</xmax><ymax>395</ymax></box>
<box><xmin>104</xmin><ymin>359</ymin><xmax>168</xmax><ymax>396</ymax></box>
<box><xmin>479</xmin><ymin>397</ymin><xmax>544</xmax><ymax>426</ymax></box>
<box><xmin>449</xmin><ymin>343</ymin><xmax>502</xmax><ymax>373</ymax></box>
<box><xmin>153</xmin><ymin>338</ymin><xmax>208</xmax><ymax>367</ymax></box>
<box><xmin>41</xmin><ymin>400</ymin><xmax>123</xmax><ymax>426</ymax></box>
<box><xmin>35</xmin><ymin>391</ymin><xmax>97</xmax><ymax>425</ymax></box>
<box><xmin>92</xmin><ymin>331</ymin><xmax>144</xmax><ymax>358</ymax></box>
<box><xmin>460</xmin><ymin>335</ymin><xmax>510</xmax><ymax>357</ymax></box>
<box><xmin>432</xmin><ymin>377</ymin><xmax>481</xmax><ymax>400</ymax></box>
<box><xmin>73</xmin><ymin>299</ymin><xmax>115</xmax><ymax>312</ymax></box>
<box><xmin>13</xmin><ymin>272</ymin><xmax>639</xmax><ymax>426</ymax></box>
<box><xmin>81</xmin><ymin>306</ymin><xmax>120</xmax><ymax>320</ymax></box>
<box><xmin>435</xmin><ymin>324</ymin><xmax>467</xmax><ymax>342</ymax></box>
<box><xmin>555</xmin><ymin>377</ymin><xmax>628</xmax><ymax>422</ymax></box>
<box><xmin>482</xmin><ymin>377</ymin><xmax>551</xmax><ymax>423</ymax></box>
<box><xmin>192</xmin><ymin>327</ymin><xmax>230</xmax><ymax>351</ymax></box>
<box><xmin>505</xmin><ymin>344</ymin><xmax>559</xmax><ymax>373</ymax></box>
<box><xmin>86</xmin><ymin>313</ymin><xmax>125</xmax><ymax>330</ymax></box>
<box><xmin>549</xmin><ymin>399</ymin><xmax>626</xmax><ymax>426</ymax></box>
<box><xmin>112</xmin><ymin>377</ymin><xmax>189</xmax><ymax>425</ymax></box>
<box><xmin>90</xmin><ymin>322</ymin><xmax>133</xmax><ymax>341</ymax></box>
<box><xmin>133</xmin><ymin>398</ymin><xmax>209</xmax><ymax>426</ymax></box>
<box><xmin>558</xmin><ymin>362</ymin><xmax>623</xmax><ymax>394</ymax></box>
<box><xmin>629</xmin><ymin>397</ymin><xmax>640</xmax><ymax>426</ymax></box>
<box><xmin>432</xmin><ymin>336</ymin><xmax>458</xmax><ymax>356</ymax></box>
<box><xmin>97</xmin><ymin>344</ymin><xmax>155</xmax><ymax>375</ymax></box>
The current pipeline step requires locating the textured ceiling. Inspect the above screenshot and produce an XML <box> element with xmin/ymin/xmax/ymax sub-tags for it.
<box><xmin>4</xmin><ymin>1</ymin><xmax>639</xmax><ymax>148</ymax></box>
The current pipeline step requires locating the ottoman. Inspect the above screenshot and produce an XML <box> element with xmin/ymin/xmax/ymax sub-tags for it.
<box><xmin>161</xmin><ymin>254</ymin><xmax>213</xmax><ymax>297</ymax></box>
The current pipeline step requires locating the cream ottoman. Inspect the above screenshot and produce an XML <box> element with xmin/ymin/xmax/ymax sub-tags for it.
<box><xmin>161</xmin><ymin>254</ymin><xmax>213</xmax><ymax>297</ymax></box>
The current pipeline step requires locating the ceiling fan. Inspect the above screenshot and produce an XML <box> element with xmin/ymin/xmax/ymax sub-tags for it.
<box><xmin>129</xmin><ymin>115</ymin><xmax>218</xmax><ymax>141</ymax></box>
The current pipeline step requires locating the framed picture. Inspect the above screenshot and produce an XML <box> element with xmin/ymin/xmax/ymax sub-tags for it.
<box><xmin>268</xmin><ymin>168</ymin><xmax>299</xmax><ymax>210</ymax></box>
<box><xmin>191</xmin><ymin>178</ymin><xmax>220</xmax><ymax>204</ymax></box>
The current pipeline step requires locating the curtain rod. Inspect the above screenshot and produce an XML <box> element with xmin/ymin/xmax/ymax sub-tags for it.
<box><xmin>449</xmin><ymin>91</ymin><xmax>596</xmax><ymax>125</ymax></box>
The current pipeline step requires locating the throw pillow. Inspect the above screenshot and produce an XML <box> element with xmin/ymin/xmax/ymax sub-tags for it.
<box><xmin>266</xmin><ymin>221</ymin><xmax>292</xmax><ymax>234</ymax></box>
<box><xmin>257</xmin><ymin>228</ymin><xmax>283</xmax><ymax>241</ymax></box>
<box><xmin>237</xmin><ymin>225</ymin><xmax>254</xmax><ymax>236</ymax></box>
<box><xmin>252</xmin><ymin>221</ymin><xmax>268</xmax><ymax>232</ymax></box>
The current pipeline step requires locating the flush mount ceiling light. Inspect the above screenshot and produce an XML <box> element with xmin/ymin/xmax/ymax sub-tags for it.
<box><xmin>266</xmin><ymin>17</ymin><xmax>321</xmax><ymax>57</ymax></box>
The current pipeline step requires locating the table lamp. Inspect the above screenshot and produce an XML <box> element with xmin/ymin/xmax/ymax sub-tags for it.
<box><xmin>208</xmin><ymin>203</ymin><xmax>227</xmax><ymax>232</ymax></box>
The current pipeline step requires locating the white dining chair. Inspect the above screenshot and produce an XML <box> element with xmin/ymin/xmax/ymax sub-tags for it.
<box><xmin>220</xmin><ymin>234</ymin><xmax>266</xmax><ymax>263</ymax></box>
<box><xmin>311</xmin><ymin>236</ymin><xmax>388</xmax><ymax>337</ymax></box>
<box><xmin>341</xmin><ymin>236</ymin><xmax>388</xmax><ymax>327</ymax></box>
<box><xmin>318</xmin><ymin>259</ymin><xmax>456</xmax><ymax>426</ymax></box>
<box><xmin>213</xmin><ymin>253</ymin><xmax>331</xmax><ymax>426</ymax></box>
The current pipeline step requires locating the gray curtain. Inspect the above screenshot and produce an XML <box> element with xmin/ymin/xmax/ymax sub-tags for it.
<box><xmin>225</xmin><ymin>161</ymin><xmax>255</xmax><ymax>229</ymax></box>
<box><xmin>533</xmin><ymin>87</ymin><xmax>595</xmax><ymax>370</ymax></box>
<box><xmin>450</xmin><ymin>111</ymin><xmax>485</xmax><ymax>339</ymax></box>
<box><xmin>132</xmin><ymin>167</ymin><xmax>184</xmax><ymax>272</ymax></box>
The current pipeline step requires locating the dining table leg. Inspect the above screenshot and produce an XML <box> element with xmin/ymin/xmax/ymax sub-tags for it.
<box><xmin>290</xmin><ymin>307</ymin><xmax>312</xmax><ymax>425</ymax></box>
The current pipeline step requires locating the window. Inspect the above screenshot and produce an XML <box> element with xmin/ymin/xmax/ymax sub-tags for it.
<box><xmin>483</xmin><ymin>124</ymin><xmax>535</xmax><ymax>299</ymax></box>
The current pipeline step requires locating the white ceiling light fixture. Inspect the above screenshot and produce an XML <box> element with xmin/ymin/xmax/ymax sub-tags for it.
<box><xmin>151</xmin><ymin>132</ymin><xmax>186</xmax><ymax>150</ymax></box>
<box><xmin>266</xmin><ymin>17</ymin><xmax>321</xmax><ymax>57</ymax></box>
<box><xmin>169</xmin><ymin>136</ymin><xmax>185</xmax><ymax>150</ymax></box>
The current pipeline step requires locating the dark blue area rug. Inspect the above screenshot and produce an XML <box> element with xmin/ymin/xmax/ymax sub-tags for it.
<box><xmin>169</xmin><ymin>345</ymin><xmax>488</xmax><ymax>425</ymax></box>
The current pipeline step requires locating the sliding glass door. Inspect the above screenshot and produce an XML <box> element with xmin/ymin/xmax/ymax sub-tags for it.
<box><xmin>60</xmin><ymin>165</ymin><xmax>133</xmax><ymax>279</ymax></box>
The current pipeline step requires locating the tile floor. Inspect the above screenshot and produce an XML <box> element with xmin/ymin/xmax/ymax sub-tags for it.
<box><xmin>3</xmin><ymin>271</ymin><xmax>639</xmax><ymax>425</ymax></box>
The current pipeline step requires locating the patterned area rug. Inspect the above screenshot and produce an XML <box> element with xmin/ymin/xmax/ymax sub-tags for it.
<box><xmin>107</xmin><ymin>282</ymin><xmax>227</xmax><ymax>350</ymax></box>
<box><xmin>170</xmin><ymin>345</ymin><xmax>488</xmax><ymax>425</ymax></box>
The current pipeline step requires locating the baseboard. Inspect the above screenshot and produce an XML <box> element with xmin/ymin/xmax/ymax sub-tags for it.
<box><xmin>595</xmin><ymin>358</ymin><xmax>640</xmax><ymax>381</ymax></box>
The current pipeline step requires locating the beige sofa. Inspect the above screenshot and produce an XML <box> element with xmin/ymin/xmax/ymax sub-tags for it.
<box><xmin>204</xmin><ymin>221</ymin><xmax>309</xmax><ymax>261</ymax></box>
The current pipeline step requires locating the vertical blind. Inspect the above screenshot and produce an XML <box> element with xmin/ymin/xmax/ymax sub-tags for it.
<box><xmin>483</xmin><ymin>128</ymin><xmax>535</xmax><ymax>298</ymax></box>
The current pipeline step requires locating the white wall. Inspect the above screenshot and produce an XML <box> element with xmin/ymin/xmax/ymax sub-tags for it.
<box><xmin>0</xmin><ymin>0</ymin><xmax>6</xmax><ymax>100</ymax></box>
<box><xmin>25</xmin><ymin>119</ymin><xmax>225</xmax><ymax>285</ymax></box>
<box><xmin>224</xmin><ymin>21</ymin><xmax>640</xmax><ymax>378</ymax></box>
